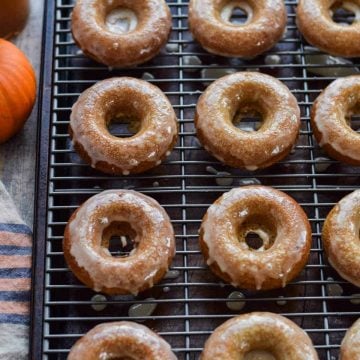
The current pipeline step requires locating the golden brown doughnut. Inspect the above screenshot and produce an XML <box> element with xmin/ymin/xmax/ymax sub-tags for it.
<box><xmin>340</xmin><ymin>318</ymin><xmax>360</xmax><ymax>360</ymax></box>
<box><xmin>201</xmin><ymin>312</ymin><xmax>319</xmax><ymax>360</ymax></box>
<box><xmin>63</xmin><ymin>190</ymin><xmax>176</xmax><ymax>295</ymax></box>
<box><xmin>297</xmin><ymin>0</ymin><xmax>360</xmax><ymax>57</ymax></box>
<box><xmin>68</xmin><ymin>321</ymin><xmax>177</xmax><ymax>360</ymax></box>
<box><xmin>70</xmin><ymin>77</ymin><xmax>178</xmax><ymax>175</ymax></box>
<box><xmin>188</xmin><ymin>0</ymin><xmax>287</xmax><ymax>58</ymax></box>
<box><xmin>311</xmin><ymin>76</ymin><xmax>360</xmax><ymax>166</ymax></box>
<box><xmin>72</xmin><ymin>0</ymin><xmax>172</xmax><ymax>67</ymax></box>
<box><xmin>195</xmin><ymin>72</ymin><xmax>300</xmax><ymax>171</ymax></box>
<box><xmin>322</xmin><ymin>190</ymin><xmax>360</xmax><ymax>287</ymax></box>
<box><xmin>199</xmin><ymin>186</ymin><xmax>312</xmax><ymax>291</ymax></box>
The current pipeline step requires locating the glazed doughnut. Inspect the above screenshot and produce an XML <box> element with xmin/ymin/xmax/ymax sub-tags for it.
<box><xmin>188</xmin><ymin>0</ymin><xmax>287</xmax><ymax>58</ymax></box>
<box><xmin>340</xmin><ymin>318</ymin><xmax>360</xmax><ymax>360</ymax></box>
<box><xmin>199</xmin><ymin>186</ymin><xmax>312</xmax><ymax>291</ymax></box>
<box><xmin>322</xmin><ymin>190</ymin><xmax>360</xmax><ymax>287</ymax></box>
<box><xmin>195</xmin><ymin>72</ymin><xmax>300</xmax><ymax>171</ymax></box>
<box><xmin>201</xmin><ymin>312</ymin><xmax>319</xmax><ymax>360</ymax></box>
<box><xmin>311</xmin><ymin>76</ymin><xmax>360</xmax><ymax>166</ymax></box>
<box><xmin>72</xmin><ymin>0</ymin><xmax>172</xmax><ymax>67</ymax></box>
<box><xmin>297</xmin><ymin>0</ymin><xmax>360</xmax><ymax>57</ymax></box>
<box><xmin>68</xmin><ymin>321</ymin><xmax>177</xmax><ymax>360</ymax></box>
<box><xmin>70</xmin><ymin>77</ymin><xmax>178</xmax><ymax>175</ymax></box>
<box><xmin>63</xmin><ymin>190</ymin><xmax>175</xmax><ymax>295</ymax></box>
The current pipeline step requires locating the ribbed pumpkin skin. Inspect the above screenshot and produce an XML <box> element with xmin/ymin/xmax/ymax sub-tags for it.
<box><xmin>0</xmin><ymin>39</ymin><xmax>36</xmax><ymax>143</ymax></box>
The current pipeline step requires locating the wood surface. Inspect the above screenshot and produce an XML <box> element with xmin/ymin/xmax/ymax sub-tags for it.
<box><xmin>0</xmin><ymin>0</ymin><xmax>44</xmax><ymax>228</ymax></box>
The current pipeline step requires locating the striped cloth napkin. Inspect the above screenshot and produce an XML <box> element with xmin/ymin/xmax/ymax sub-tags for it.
<box><xmin>0</xmin><ymin>182</ymin><xmax>31</xmax><ymax>359</ymax></box>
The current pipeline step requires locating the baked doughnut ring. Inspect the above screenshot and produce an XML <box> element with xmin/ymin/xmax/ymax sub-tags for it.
<box><xmin>72</xmin><ymin>0</ymin><xmax>172</xmax><ymax>67</ymax></box>
<box><xmin>63</xmin><ymin>190</ymin><xmax>175</xmax><ymax>295</ymax></box>
<box><xmin>322</xmin><ymin>190</ymin><xmax>360</xmax><ymax>287</ymax></box>
<box><xmin>201</xmin><ymin>312</ymin><xmax>319</xmax><ymax>360</ymax></box>
<box><xmin>199</xmin><ymin>186</ymin><xmax>312</xmax><ymax>291</ymax></box>
<box><xmin>340</xmin><ymin>318</ymin><xmax>360</xmax><ymax>360</ymax></box>
<box><xmin>70</xmin><ymin>77</ymin><xmax>178</xmax><ymax>175</ymax></box>
<box><xmin>297</xmin><ymin>0</ymin><xmax>360</xmax><ymax>57</ymax></box>
<box><xmin>195</xmin><ymin>72</ymin><xmax>300</xmax><ymax>171</ymax></box>
<box><xmin>68</xmin><ymin>321</ymin><xmax>177</xmax><ymax>360</ymax></box>
<box><xmin>311</xmin><ymin>76</ymin><xmax>360</xmax><ymax>166</ymax></box>
<box><xmin>188</xmin><ymin>0</ymin><xmax>287</xmax><ymax>58</ymax></box>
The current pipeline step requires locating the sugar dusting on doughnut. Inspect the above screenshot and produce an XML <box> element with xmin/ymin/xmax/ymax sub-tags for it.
<box><xmin>323</xmin><ymin>190</ymin><xmax>360</xmax><ymax>287</ymax></box>
<box><xmin>200</xmin><ymin>186</ymin><xmax>311</xmax><ymax>291</ymax></box>
<box><xmin>68</xmin><ymin>321</ymin><xmax>177</xmax><ymax>360</ymax></box>
<box><xmin>201</xmin><ymin>312</ymin><xmax>319</xmax><ymax>359</ymax></box>
<box><xmin>64</xmin><ymin>190</ymin><xmax>175</xmax><ymax>295</ymax></box>
<box><xmin>311</xmin><ymin>76</ymin><xmax>360</xmax><ymax>165</ymax></box>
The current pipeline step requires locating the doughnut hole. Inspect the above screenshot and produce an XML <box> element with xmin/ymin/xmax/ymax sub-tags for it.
<box><xmin>107</xmin><ymin>114</ymin><xmax>141</xmax><ymax>138</ymax></box>
<box><xmin>237</xmin><ymin>213</ymin><xmax>277</xmax><ymax>252</ymax></box>
<box><xmin>220</xmin><ymin>1</ymin><xmax>253</xmax><ymax>25</ymax></box>
<box><xmin>104</xmin><ymin>96</ymin><xmax>144</xmax><ymax>139</ymax></box>
<box><xmin>105</xmin><ymin>7</ymin><xmax>138</xmax><ymax>33</ymax></box>
<box><xmin>101</xmin><ymin>221</ymin><xmax>138</xmax><ymax>258</ymax></box>
<box><xmin>345</xmin><ymin>100</ymin><xmax>360</xmax><ymax>132</ymax></box>
<box><xmin>329</xmin><ymin>1</ymin><xmax>360</xmax><ymax>26</ymax></box>
<box><xmin>232</xmin><ymin>104</ymin><xmax>264</xmax><ymax>132</ymax></box>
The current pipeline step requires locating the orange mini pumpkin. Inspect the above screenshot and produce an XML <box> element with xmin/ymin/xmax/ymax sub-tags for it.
<box><xmin>0</xmin><ymin>39</ymin><xmax>36</xmax><ymax>143</ymax></box>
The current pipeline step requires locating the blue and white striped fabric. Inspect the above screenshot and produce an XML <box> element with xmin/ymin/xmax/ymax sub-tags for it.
<box><xmin>0</xmin><ymin>182</ymin><xmax>32</xmax><ymax>359</ymax></box>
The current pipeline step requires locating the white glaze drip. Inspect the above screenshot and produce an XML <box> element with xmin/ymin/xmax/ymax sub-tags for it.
<box><xmin>201</xmin><ymin>187</ymin><xmax>310</xmax><ymax>290</ymax></box>
<box><xmin>67</xmin><ymin>190</ymin><xmax>175</xmax><ymax>294</ymax></box>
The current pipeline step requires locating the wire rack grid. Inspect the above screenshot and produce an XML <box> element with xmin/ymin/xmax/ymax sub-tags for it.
<box><xmin>31</xmin><ymin>1</ymin><xmax>360</xmax><ymax>359</ymax></box>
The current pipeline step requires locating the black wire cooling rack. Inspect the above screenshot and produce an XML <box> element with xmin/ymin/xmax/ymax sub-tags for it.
<box><xmin>31</xmin><ymin>1</ymin><xmax>360</xmax><ymax>359</ymax></box>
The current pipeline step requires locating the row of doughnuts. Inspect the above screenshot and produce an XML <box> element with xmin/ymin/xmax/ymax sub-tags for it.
<box><xmin>70</xmin><ymin>73</ymin><xmax>360</xmax><ymax>176</ymax></box>
<box><xmin>67</xmin><ymin>313</ymin><xmax>360</xmax><ymax>359</ymax></box>
<box><xmin>72</xmin><ymin>0</ymin><xmax>360</xmax><ymax>68</ymax></box>
<box><xmin>67</xmin><ymin>313</ymin><xmax>320</xmax><ymax>359</ymax></box>
<box><xmin>63</xmin><ymin>187</ymin><xmax>360</xmax><ymax>294</ymax></box>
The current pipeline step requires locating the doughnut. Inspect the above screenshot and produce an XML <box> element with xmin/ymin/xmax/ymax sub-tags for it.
<box><xmin>63</xmin><ymin>190</ymin><xmax>175</xmax><ymax>295</ymax></box>
<box><xmin>322</xmin><ymin>189</ymin><xmax>360</xmax><ymax>287</ymax></box>
<box><xmin>201</xmin><ymin>312</ymin><xmax>319</xmax><ymax>359</ymax></box>
<box><xmin>297</xmin><ymin>0</ymin><xmax>360</xmax><ymax>58</ymax></box>
<box><xmin>199</xmin><ymin>186</ymin><xmax>312</xmax><ymax>290</ymax></box>
<box><xmin>311</xmin><ymin>76</ymin><xmax>360</xmax><ymax>166</ymax></box>
<box><xmin>70</xmin><ymin>77</ymin><xmax>178</xmax><ymax>175</ymax></box>
<box><xmin>72</xmin><ymin>0</ymin><xmax>172</xmax><ymax>67</ymax></box>
<box><xmin>195</xmin><ymin>72</ymin><xmax>300</xmax><ymax>171</ymax></box>
<box><xmin>68</xmin><ymin>321</ymin><xmax>177</xmax><ymax>360</ymax></box>
<box><xmin>340</xmin><ymin>318</ymin><xmax>360</xmax><ymax>360</ymax></box>
<box><xmin>188</xmin><ymin>0</ymin><xmax>287</xmax><ymax>58</ymax></box>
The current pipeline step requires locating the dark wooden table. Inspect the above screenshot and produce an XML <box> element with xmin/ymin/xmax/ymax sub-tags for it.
<box><xmin>0</xmin><ymin>0</ymin><xmax>44</xmax><ymax>227</ymax></box>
